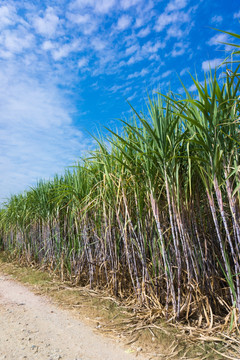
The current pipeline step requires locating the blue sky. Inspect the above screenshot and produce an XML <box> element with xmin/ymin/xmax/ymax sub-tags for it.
<box><xmin>0</xmin><ymin>0</ymin><xmax>240</xmax><ymax>202</ymax></box>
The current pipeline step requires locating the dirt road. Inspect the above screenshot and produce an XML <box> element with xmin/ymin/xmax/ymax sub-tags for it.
<box><xmin>0</xmin><ymin>274</ymin><xmax>145</xmax><ymax>360</ymax></box>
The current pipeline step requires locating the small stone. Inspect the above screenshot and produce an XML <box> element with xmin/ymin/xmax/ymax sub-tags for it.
<box><xmin>50</xmin><ymin>356</ymin><xmax>62</xmax><ymax>360</ymax></box>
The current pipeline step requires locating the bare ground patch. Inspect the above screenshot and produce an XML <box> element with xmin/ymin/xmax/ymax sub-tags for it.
<box><xmin>0</xmin><ymin>254</ymin><xmax>230</xmax><ymax>360</ymax></box>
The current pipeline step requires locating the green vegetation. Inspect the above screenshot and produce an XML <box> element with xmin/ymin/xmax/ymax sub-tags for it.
<box><xmin>1</xmin><ymin>29</ymin><xmax>240</xmax><ymax>332</ymax></box>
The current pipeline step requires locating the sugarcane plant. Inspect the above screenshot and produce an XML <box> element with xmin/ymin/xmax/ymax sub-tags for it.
<box><xmin>0</xmin><ymin>29</ymin><xmax>240</xmax><ymax>329</ymax></box>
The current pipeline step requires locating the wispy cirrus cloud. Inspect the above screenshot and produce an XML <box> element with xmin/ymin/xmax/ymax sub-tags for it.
<box><xmin>126</xmin><ymin>40</ymin><xmax>165</xmax><ymax>65</ymax></box>
<box><xmin>127</xmin><ymin>68</ymin><xmax>149</xmax><ymax>79</ymax></box>
<box><xmin>127</xmin><ymin>91</ymin><xmax>137</xmax><ymax>101</ymax></box>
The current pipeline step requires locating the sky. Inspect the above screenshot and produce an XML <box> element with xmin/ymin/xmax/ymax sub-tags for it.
<box><xmin>0</xmin><ymin>0</ymin><xmax>240</xmax><ymax>203</ymax></box>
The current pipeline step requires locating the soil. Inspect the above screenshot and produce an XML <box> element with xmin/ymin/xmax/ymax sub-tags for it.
<box><xmin>0</xmin><ymin>273</ymin><xmax>146</xmax><ymax>360</ymax></box>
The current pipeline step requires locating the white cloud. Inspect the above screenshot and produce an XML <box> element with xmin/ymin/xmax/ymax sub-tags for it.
<box><xmin>42</xmin><ymin>40</ymin><xmax>55</xmax><ymax>51</ymax></box>
<box><xmin>0</xmin><ymin>49</ymin><xmax>12</xmax><ymax>59</ymax></box>
<box><xmin>0</xmin><ymin>4</ymin><xmax>17</xmax><ymax>29</ymax></box>
<box><xmin>166</xmin><ymin>0</ymin><xmax>188</xmax><ymax>12</ymax></box>
<box><xmin>149</xmin><ymin>53</ymin><xmax>160</xmax><ymax>61</ymax></box>
<box><xmin>94</xmin><ymin>0</ymin><xmax>116</xmax><ymax>13</ymax></box>
<box><xmin>135</xmin><ymin>17</ymin><xmax>144</xmax><ymax>28</ymax></box>
<box><xmin>207</xmin><ymin>33</ymin><xmax>229</xmax><ymax>46</ymax></box>
<box><xmin>78</xmin><ymin>57</ymin><xmax>88</xmax><ymax>68</ymax></box>
<box><xmin>33</xmin><ymin>7</ymin><xmax>60</xmax><ymax>38</ymax></box>
<box><xmin>116</xmin><ymin>15</ymin><xmax>132</xmax><ymax>30</ymax></box>
<box><xmin>0</xmin><ymin>66</ymin><xmax>92</xmax><ymax>203</ymax></box>
<box><xmin>122</xmin><ymin>86</ymin><xmax>132</xmax><ymax>95</ymax></box>
<box><xmin>0</xmin><ymin>27</ymin><xmax>34</xmax><ymax>56</ymax></box>
<box><xmin>127</xmin><ymin>68</ymin><xmax>148</xmax><ymax>79</ymax></box>
<box><xmin>72</xmin><ymin>0</ymin><xmax>95</xmax><ymax>6</ymax></box>
<box><xmin>51</xmin><ymin>40</ymin><xmax>81</xmax><ymax>60</ymax></box>
<box><xmin>108</xmin><ymin>84</ymin><xmax>123</xmax><ymax>93</ymax></box>
<box><xmin>127</xmin><ymin>53</ymin><xmax>142</xmax><ymax>65</ymax></box>
<box><xmin>137</xmin><ymin>26</ymin><xmax>151</xmax><ymax>38</ymax></box>
<box><xmin>120</xmin><ymin>0</ymin><xmax>141</xmax><ymax>10</ymax></box>
<box><xmin>180</xmin><ymin>67</ymin><xmax>189</xmax><ymax>76</ymax></box>
<box><xmin>167</xmin><ymin>25</ymin><xmax>183</xmax><ymax>38</ymax></box>
<box><xmin>67</xmin><ymin>12</ymin><xmax>98</xmax><ymax>34</ymax></box>
<box><xmin>202</xmin><ymin>58</ymin><xmax>223</xmax><ymax>71</ymax></box>
<box><xmin>234</xmin><ymin>11</ymin><xmax>240</xmax><ymax>19</ymax></box>
<box><xmin>142</xmin><ymin>40</ymin><xmax>165</xmax><ymax>55</ymax></box>
<box><xmin>155</xmin><ymin>11</ymin><xmax>189</xmax><ymax>32</ymax></box>
<box><xmin>126</xmin><ymin>39</ymin><xmax>165</xmax><ymax>65</ymax></box>
<box><xmin>71</xmin><ymin>0</ymin><xmax>94</xmax><ymax>7</ymax></box>
<box><xmin>188</xmin><ymin>83</ymin><xmax>197</xmax><ymax>92</ymax></box>
<box><xmin>90</xmin><ymin>45</ymin><xmax>119</xmax><ymax>75</ymax></box>
<box><xmin>67</xmin><ymin>13</ymin><xmax>91</xmax><ymax>24</ymax></box>
<box><xmin>211</xmin><ymin>15</ymin><xmax>223</xmax><ymax>24</ymax></box>
<box><xmin>71</xmin><ymin>0</ymin><xmax>116</xmax><ymax>14</ymax></box>
<box><xmin>127</xmin><ymin>91</ymin><xmax>137</xmax><ymax>101</ymax></box>
<box><xmin>171</xmin><ymin>41</ymin><xmax>188</xmax><ymax>57</ymax></box>
<box><xmin>187</xmin><ymin>80</ymin><xmax>204</xmax><ymax>92</ymax></box>
<box><xmin>91</xmin><ymin>38</ymin><xmax>106</xmax><ymax>51</ymax></box>
<box><xmin>125</xmin><ymin>44</ymin><xmax>139</xmax><ymax>56</ymax></box>
<box><xmin>161</xmin><ymin>70</ymin><xmax>172</xmax><ymax>78</ymax></box>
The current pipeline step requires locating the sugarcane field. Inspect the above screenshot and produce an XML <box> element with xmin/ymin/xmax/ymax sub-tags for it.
<box><xmin>1</xmin><ymin>2</ymin><xmax>240</xmax><ymax>359</ymax></box>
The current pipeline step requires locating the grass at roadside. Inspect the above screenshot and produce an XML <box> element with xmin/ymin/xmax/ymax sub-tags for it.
<box><xmin>0</xmin><ymin>252</ymin><xmax>226</xmax><ymax>360</ymax></box>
